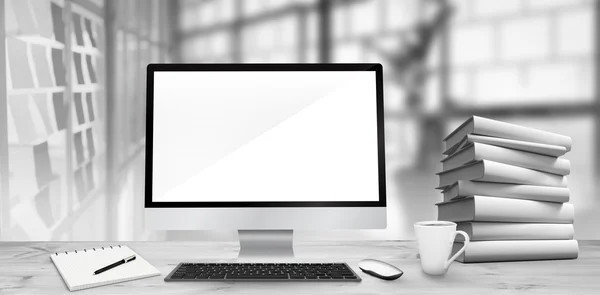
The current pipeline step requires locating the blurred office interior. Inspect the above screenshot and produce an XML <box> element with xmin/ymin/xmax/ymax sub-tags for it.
<box><xmin>1</xmin><ymin>0</ymin><xmax>599</xmax><ymax>242</ymax></box>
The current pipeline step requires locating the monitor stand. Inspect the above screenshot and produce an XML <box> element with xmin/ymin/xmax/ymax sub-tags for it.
<box><xmin>238</xmin><ymin>230</ymin><xmax>295</xmax><ymax>260</ymax></box>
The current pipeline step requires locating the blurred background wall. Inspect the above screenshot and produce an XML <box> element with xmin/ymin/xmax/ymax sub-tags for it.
<box><xmin>1</xmin><ymin>0</ymin><xmax>599</xmax><ymax>242</ymax></box>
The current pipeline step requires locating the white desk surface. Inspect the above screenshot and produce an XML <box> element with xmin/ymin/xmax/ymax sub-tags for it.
<box><xmin>1</xmin><ymin>241</ymin><xmax>599</xmax><ymax>294</ymax></box>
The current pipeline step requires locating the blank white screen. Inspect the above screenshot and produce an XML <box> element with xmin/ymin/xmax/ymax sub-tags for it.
<box><xmin>152</xmin><ymin>71</ymin><xmax>380</xmax><ymax>202</ymax></box>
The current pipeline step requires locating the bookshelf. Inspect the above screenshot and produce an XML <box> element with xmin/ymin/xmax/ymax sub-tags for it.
<box><xmin>0</xmin><ymin>0</ymin><xmax>105</xmax><ymax>240</ymax></box>
<box><xmin>0</xmin><ymin>0</ymin><xmax>172</xmax><ymax>241</ymax></box>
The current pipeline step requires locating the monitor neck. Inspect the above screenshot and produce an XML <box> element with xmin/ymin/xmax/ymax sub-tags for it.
<box><xmin>238</xmin><ymin>230</ymin><xmax>295</xmax><ymax>261</ymax></box>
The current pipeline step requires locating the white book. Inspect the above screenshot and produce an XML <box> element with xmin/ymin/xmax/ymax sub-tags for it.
<box><xmin>436</xmin><ymin>196</ymin><xmax>574</xmax><ymax>223</ymax></box>
<box><xmin>441</xmin><ymin>142</ymin><xmax>570</xmax><ymax>176</ymax></box>
<box><xmin>444</xmin><ymin>116</ymin><xmax>572</xmax><ymax>152</ymax></box>
<box><xmin>452</xmin><ymin>240</ymin><xmax>579</xmax><ymax>263</ymax></box>
<box><xmin>441</xmin><ymin>180</ymin><xmax>570</xmax><ymax>203</ymax></box>
<box><xmin>444</xmin><ymin>134</ymin><xmax>568</xmax><ymax>157</ymax></box>
<box><xmin>50</xmin><ymin>245</ymin><xmax>160</xmax><ymax>291</ymax></box>
<box><xmin>437</xmin><ymin>160</ymin><xmax>568</xmax><ymax>189</ymax></box>
<box><xmin>456</xmin><ymin>222</ymin><xmax>574</xmax><ymax>241</ymax></box>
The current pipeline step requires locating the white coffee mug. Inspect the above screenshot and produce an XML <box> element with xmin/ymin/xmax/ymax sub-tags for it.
<box><xmin>414</xmin><ymin>221</ymin><xmax>470</xmax><ymax>275</ymax></box>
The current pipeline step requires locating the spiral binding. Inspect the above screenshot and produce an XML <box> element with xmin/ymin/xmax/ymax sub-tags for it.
<box><xmin>54</xmin><ymin>245</ymin><xmax>122</xmax><ymax>256</ymax></box>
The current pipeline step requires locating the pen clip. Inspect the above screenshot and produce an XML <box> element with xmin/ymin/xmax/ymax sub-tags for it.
<box><xmin>124</xmin><ymin>255</ymin><xmax>136</xmax><ymax>262</ymax></box>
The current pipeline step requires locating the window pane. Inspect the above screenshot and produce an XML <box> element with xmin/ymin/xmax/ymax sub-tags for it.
<box><xmin>448</xmin><ymin>0</ymin><xmax>594</xmax><ymax>106</ymax></box>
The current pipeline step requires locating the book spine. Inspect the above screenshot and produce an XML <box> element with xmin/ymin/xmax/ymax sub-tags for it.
<box><xmin>456</xmin><ymin>223</ymin><xmax>574</xmax><ymax>241</ymax></box>
<box><xmin>467</xmin><ymin>134</ymin><xmax>567</xmax><ymax>157</ymax></box>
<box><xmin>474</xmin><ymin>116</ymin><xmax>572</xmax><ymax>151</ymax></box>
<box><xmin>475</xmin><ymin>197</ymin><xmax>574</xmax><ymax>223</ymax></box>
<box><xmin>438</xmin><ymin>161</ymin><xmax>485</xmax><ymax>188</ymax></box>
<box><xmin>472</xmin><ymin>143</ymin><xmax>570</xmax><ymax>176</ymax></box>
<box><xmin>456</xmin><ymin>181</ymin><xmax>570</xmax><ymax>203</ymax></box>
<box><xmin>481</xmin><ymin>160</ymin><xmax>568</xmax><ymax>188</ymax></box>
<box><xmin>454</xmin><ymin>240</ymin><xmax>579</xmax><ymax>263</ymax></box>
<box><xmin>436</xmin><ymin>197</ymin><xmax>575</xmax><ymax>223</ymax></box>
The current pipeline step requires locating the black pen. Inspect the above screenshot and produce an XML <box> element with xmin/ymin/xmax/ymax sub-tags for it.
<box><xmin>93</xmin><ymin>255</ymin><xmax>136</xmax><ymax>275</ymax></box>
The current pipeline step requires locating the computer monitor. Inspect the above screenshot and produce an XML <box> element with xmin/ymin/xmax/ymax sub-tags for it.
<box><xmin>145</xmin><ymin>64</ymin><xmax>386</xmax><ymax>259</ymax></box>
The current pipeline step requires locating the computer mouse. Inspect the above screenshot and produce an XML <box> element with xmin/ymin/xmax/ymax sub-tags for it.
<box><xmin>358</xmin><ymin>259</ymin><xmax>403</xmax><ymax>280</ymax></box>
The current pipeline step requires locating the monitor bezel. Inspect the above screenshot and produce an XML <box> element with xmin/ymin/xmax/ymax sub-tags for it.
<box><xmin>145</xmin><ymin>63</ymin><xmax>386</xmax><ymax>208</ymax></box>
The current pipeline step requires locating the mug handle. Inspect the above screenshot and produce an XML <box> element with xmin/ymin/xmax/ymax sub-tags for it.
<box><xmin>444</xmin><ymin>230</ymin><xmax>470</xmax><ymax>270</ymax></box>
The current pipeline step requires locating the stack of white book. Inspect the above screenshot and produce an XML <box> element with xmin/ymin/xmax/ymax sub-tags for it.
<box><xmin>436</xmin><ymin>116</ymin><xmax>579</xmax><ymax>263</ymax></box>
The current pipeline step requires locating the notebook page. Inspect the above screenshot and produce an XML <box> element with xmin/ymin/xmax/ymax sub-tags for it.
<box><xmin>50</xmin><ymin>246</ymin><xmax>160</xmax><ymax>291</ymax></box>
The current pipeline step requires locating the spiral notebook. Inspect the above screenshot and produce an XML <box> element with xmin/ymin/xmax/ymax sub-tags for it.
<box><xmin>50</xmin><ymin>245</ymin><xmax>160</xmax><ymax>291</ymax></box>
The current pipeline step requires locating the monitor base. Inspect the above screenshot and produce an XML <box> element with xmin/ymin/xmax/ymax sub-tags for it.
<box><xmin>238</xmin><ymin>230</ymin><xmax>295</xmax><ymax>260</ymax></box>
